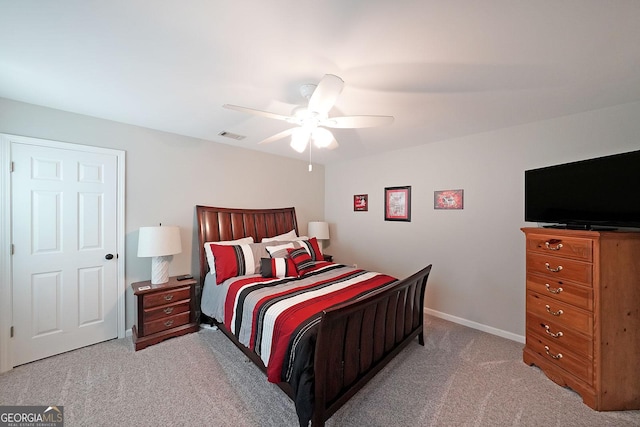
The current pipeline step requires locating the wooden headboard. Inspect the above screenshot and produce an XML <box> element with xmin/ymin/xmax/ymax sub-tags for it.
<box><xmin>195</xmin><ymin>205</ymin><xmax>298</xmax><ymax>282</ymax></box>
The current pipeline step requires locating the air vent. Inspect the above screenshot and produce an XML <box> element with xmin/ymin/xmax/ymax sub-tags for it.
<box><xmin>218</xmin><ymin>131</ymin><xmax>246</xmax><ymax>140</ymax></box>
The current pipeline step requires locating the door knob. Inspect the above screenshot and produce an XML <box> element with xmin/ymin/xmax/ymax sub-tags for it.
<box><xmin>105</xmin><ymin>254</ymin><xmax>114</xmax><ymax>260</ymax></box>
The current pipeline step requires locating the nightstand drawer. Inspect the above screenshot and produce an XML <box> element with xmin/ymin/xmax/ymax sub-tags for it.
<box><xmin>526</xmin><ymin>252</ymin><xmax>592</xmax><ymax>286</ymax></box>
<box><xmin>144</xmin><ymin>300</ymin><xmax>191</xmax><ymax>322</ymax></box>
<box><xmin>144</xmin><ymin>311</ymin><xmax>190</xmax><ymax>335</ymax></box>
<box><xmin>143</xmin><ymin>286</ymin><xmax>191</xmax><ymax>309</ymax></box>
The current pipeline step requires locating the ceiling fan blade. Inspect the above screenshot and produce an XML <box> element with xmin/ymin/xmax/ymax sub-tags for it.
<box><xmin>223</xmin><ymin>104</ymin><xmax>292</xmax><ymax>122</ymax></box>
<box><xmin>257</xmin><ymin>128</ymin><xmax>296</xmax><ymax>145</ymax></box>
<box><xmin>322</xmin><ymin>115</ymin><xmax>394</xmax><ymax>129</ymax></box>
<box><xmin>326</xmin><ymin>139</ymin><xmax>339</xmax><ymax>150</ymax></box>
<box><xmin>307</xmin><ymin>74</ymin><xmax>344</xmax><ymax>115</ymax></box>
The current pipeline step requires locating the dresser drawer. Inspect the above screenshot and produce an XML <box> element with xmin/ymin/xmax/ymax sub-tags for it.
<box><xmin>526</xmin><ymin>273</ymin><xmax>593</xmax><ymax>311</ymax></box>
<box><xmin>526</xmin><ymin>291</ymin><xmax>592</xmax><ymax>335</ymax></box>
<box><xmin>144</xmin><ymin>300</ymin><xmax>191</xmax><ymax>322</ymax></box>
<box><xmin>526</xmin><ymin>234</ymin><xmax>592</xmax><ymax>262</ymax></box>
<box><xmin>143</xmin><ymin>286</ymin><xmax>191</xmax><ymax>309</ymax></box>
<box><xmin>526</xmin><ymin>252</ymin><xmax>592</xmax><ymax>286</ymax></box>
<box><xmin>526</xmin><ymin>333</ymin><xmax>593</xmax><ymax>385</ymax></box>
<box><xmin>527</xmin><ymin>313</ymin><xmax>592</xmax><ymax>358</ymax></box>
<box><xmin>144</xmin><ymin>311</ymin><xmax>190</xmax><ymax>335</ymax></box>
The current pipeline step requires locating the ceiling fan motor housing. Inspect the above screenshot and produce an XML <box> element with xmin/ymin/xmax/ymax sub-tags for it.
<box><xmin>300</xmin><ymin>84</ymin><xmax>317</xmax><ymax>100</ymax></box>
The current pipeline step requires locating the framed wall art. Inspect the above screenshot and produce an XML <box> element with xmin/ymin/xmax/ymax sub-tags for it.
<box><xmin>434</xmin><ymin>189</ymin><xmax>464</xmax><ymax>210</ymax></box>
<box><xmin>384</xmin><ymin>186</ymin><xmax>411</xmax><ymax>221</ymax></box>
<box><xmin>354</xmin><ymin>194</ymin><xmax>368</xmax><ymax>211</ymax></box>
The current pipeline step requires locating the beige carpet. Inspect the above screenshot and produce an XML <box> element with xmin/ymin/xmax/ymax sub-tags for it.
<box><xmin>1</xmin><ymin>316</ymin><xmax>639</xmax><ymax>426</ymax></box>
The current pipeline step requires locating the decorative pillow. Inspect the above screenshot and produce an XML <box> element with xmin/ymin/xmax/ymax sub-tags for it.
<box><xmin>297</xmin><ymin>237</ymin><xmax>323</xmax><ymax>261</ymax></box>
<box><xmin>208</xmin><ymin>242</ymin><xmax>272</xmax><ymax>284</ymax></box>
<box><xmin>204</xmin><ymin>237</ymin><xmax>254</xmax><ymax>273</ymax></box>
<box><xmin>266</xmin><ymin>243</ymin><xmax>295</xmax><ymax>258</ymax></box>
<box><xmin>261</xmin><ymin>229</ymin><xmax>298</xmax><ymax>243</ymax></box>
<box><xmin>260</xmin><ymin>257</ymin><xmax>297</xmax><ymax>278</ymax></box>
<box><xmin>287</xmin><ymin>247</ymin><xmax>315</xmax><ymax>276</ymax></box>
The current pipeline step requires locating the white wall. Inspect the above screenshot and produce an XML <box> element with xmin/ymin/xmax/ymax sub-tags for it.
<box><xmin>325</xmin><ymin>101</ymin><xmax>640</xmax><ymax>340</ymax></box>
<box><xmin>0</xmin><ymin>98</ymin><xmax>325</xmax><ymax>330</ymax></box>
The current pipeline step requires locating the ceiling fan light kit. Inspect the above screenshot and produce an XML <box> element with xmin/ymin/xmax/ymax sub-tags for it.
<box><xmin>223</xmin><ymin>74</ymin><xmax>394</xmax><ymax>156</ymax></box>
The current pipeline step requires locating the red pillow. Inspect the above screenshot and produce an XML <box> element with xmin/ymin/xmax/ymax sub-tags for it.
<box><xmin>298</xmin><ymin>237</ymin><xmax>323</xmax><ymax>261</ymax></box>
<box><xmin>210</xmin><ymin>244</ymin><xmax>254</xmax><ymax>284</ymax></box>
<box><xmin>287</xmin><ymin>247</ymin><xmax>314</xmax><ymax>276</ymax></box>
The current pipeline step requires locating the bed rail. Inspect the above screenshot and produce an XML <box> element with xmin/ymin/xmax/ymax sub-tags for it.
<box><xmin>312</xmin><ymin>264</ymin><xmax>432</xmax><ymax>426</ymax></box>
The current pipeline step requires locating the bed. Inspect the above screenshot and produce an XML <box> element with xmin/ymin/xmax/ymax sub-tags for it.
<box><xmin>196</xmin><ymin>205</ymin><xmax>432</xmax><ymax>426</ymax></box>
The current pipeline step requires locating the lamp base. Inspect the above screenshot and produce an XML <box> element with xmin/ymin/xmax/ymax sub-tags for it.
<box><xmin>151</xmin><ymin>256</ymin><xmax>170</xmax><ymax>284</ymax></box>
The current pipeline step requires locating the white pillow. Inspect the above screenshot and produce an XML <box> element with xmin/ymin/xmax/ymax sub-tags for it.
<box><xmin>261</xmin><ymin>229</ymin><xmax>298</xmax><ymax>243</ymax></box>
<box><xmin>265</xmin><ymin>243</ymin><xmax>295</xmax><ymax>258</ymax></box>
<box><xmin>204</xmin><ymin>236</ymin><xmax>254</xmax><ymax>273</ymax></box>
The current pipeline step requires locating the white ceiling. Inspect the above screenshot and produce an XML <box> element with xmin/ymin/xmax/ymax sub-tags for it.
<box><xmin>2</xmin><ymin>1</ymin><xmax>640</xmax><ymax>165</ymax></box>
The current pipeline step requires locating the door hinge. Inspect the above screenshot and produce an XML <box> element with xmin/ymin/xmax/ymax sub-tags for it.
<box><xmin>11</xmin><ymin>244</ymin><xmax>14</xmax><ymax>255</ymax></box>
<box><xmin>10</xmin><ymin>326</ymin><xmax>14</xmax><ymax>338</ymax></box>
<box><xmin>10</xmin><ymin>161</ymin><xmax>14</xmax><ymax>172</ymax></box>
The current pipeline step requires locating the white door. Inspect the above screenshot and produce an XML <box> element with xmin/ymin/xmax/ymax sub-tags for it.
<box><xmin>11</xmin><ymin>141</ymin><xmax>119</xmax><ymax>365</ymax></box>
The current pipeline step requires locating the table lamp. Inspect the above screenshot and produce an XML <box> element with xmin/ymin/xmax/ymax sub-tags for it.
<box><xmin>308</xmin><ymin>221</ymin><xmax>330</xmax><ymax>252</ymax></box>
<box><xmin>137</xmin><ymin>225</ymin><xmax>182</xmax><ymax>284</ymax></box>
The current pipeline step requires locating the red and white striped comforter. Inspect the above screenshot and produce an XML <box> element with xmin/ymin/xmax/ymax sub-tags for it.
<box><xmin>218</xmin><ymin>262</ymin><xmax>397</xmax><ymax>383</ymax></box>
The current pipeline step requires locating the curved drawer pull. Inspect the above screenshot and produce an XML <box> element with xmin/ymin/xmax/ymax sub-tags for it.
<box><xmin>545</xmin><ymin>304</ymin><xmax>564</xmax><ymax>316</ymax></box>
<box><xmin>543</xmin><ymin>324</ymin><xmax>564</xmax><ymax>338</ymax></box>
<box><xmin>163</xmin><ymin>294</ymin><xmax>174</xmax><ymax>301</ymax></box>
<box><xmin>544</xmin><ymin>262</ymin><xmax>563</xmax><ymax>273</ymax></box>
<box><xmin>544</xmin><ymin>345</ymin><xmax>563</xmax><ymax>360</ymax></box>
<box><xmin>164</xmin><ymin>320</ymin><xmax>174</xmax><ymax>327</ymax></box>
<box><xmin>163</xmin><ymin>307</ymin><xmax>174</xmax><ymax>315</ymax></box>
<box><xmin>545</xmin><ymin>241</ymin><xmax>563</xmax><ymax>251</ymax></box>
<box><xmin>545</xmin><ymin>284</ymin><xmax>563</xmax><ymax>294</ymax></box>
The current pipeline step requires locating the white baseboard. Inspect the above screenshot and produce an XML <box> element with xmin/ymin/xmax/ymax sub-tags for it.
<box><xmin>425</xmin><ymin>308</ymin><xmax>525</xmax><ymax>344</ymax></box>
<box><xmin>123</xmin><ymin>313</ymin><xmax>524</xmax><ymax>343</ymax></box>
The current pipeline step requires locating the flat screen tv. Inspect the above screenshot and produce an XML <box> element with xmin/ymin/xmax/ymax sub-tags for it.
<box><xmin>524</xmin><ymin>149</ymin><xmax>640</xmax><ymax>229</ymax></box>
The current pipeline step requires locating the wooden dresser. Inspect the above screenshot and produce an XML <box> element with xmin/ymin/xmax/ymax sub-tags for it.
<box><xmin>132</xmin><ymin>276</ymin><xmax>199</xmax><ymax>351</ymax></box>
<box><xmin>522</xmin><ymin>227</ymin><xmax>640</xmax><ymax>410</ymax></box>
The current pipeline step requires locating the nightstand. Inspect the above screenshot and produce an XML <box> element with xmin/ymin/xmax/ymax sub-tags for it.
<box><xmin>323</xmin><ymin>254</ymin><xmax>333</xmax><ymax>262</ymax></box>
<box><xmin>132</xmin><ymin>276</ymin><xmax>199</xmax><ymax>351</ymax></box>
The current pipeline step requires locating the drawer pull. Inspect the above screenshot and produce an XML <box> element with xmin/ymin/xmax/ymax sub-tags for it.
<box><xmin>545</xmin><ymin>240</ymin><xmax>563</xmax><ymax>251</ymax></box>
<box><xmin>543</xmin><ymin>324</ymin><xmax>564</xmax><ymax>338</ymax></box>
<box><xmin>545</xmin><ymin>304</ymin><xmax>564</xmax><ymax>316</ymax></box>
<box><xmin>163</xmin><ymin>307</ymin><xmax>174</xmax><ymax>315</ymax></box>
<box><xmin>545</xmin><ymin>284</ymin><xmax>563</xmax><ymax>294</ymax></box>
<box><xmin>164</xmin><ymin>294</ymin><xmax>174</xmax><ymax>301</ymax></box>
<box><xmin>164</xmin><ymin>320</ymin><xmax>174</xmax><ymax>327</ymax></box>
<box><xmin>544</xmin><ymin>262</ymin><xmax>563</xmax><ymax>273</ymax></box>
<box><xmin>544</xmin><ymin>345</ymin><xmax>563</xmax><ymax>360</ymax></box>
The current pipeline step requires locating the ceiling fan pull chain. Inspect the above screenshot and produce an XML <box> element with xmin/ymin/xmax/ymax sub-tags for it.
<box><xmin>308</xmin><ymin>141</ymin><xmax>313</xmax><ymax>172</ymax></box>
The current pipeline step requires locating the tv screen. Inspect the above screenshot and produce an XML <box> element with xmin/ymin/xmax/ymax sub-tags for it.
<box><xmin>524</xmin><ymin>149</ymin><xmax>640</xmax><ymax>229</ymax></box>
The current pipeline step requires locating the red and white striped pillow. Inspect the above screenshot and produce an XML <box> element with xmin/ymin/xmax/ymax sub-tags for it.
<box><xmin>260</xmin><ymin>257</ymin><xmax>297</xmax><ymax>278</ymax></box>
<box><xmin>287</xmin><ymin>247</ymin><xmax>315</xmax><ymax>276</ymax></box>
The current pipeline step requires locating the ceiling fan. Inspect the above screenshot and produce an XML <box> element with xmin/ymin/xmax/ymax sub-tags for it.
<box><xmin>223</xmin><ymin>74</ymin><xmax>394</xmax><ymax>153</ymax></box>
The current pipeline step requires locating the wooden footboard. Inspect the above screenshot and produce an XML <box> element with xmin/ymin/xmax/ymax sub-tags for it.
<box><xmin>312</xmin><ymin>264</ymin><xmax>432</xmax><ymax>426</ymax></box>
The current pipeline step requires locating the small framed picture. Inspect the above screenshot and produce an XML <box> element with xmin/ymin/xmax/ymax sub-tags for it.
<box><xmin>385</xmin><ymin>186</ymin><xmax>411</xmax><ymax>221</ymax></box>
<box><xmin>354</xmin><ymin>194</ymin><xmax>368</xmax><ymax>211</ymax></box>
<box><xmin>434</xmin><ymin>189</ymin><xmax>464</xmax><ymax>210</ymax></box>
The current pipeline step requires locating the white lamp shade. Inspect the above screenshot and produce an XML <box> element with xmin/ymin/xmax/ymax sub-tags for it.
<box><xmin>137</xmin><ymin>226</ymin><xmax>182</xmax><ymax>257</ymax></box>
<box><xmin>308</xmin><ymin>221</ymin><xmax>330</xmax><ymax>240</ymax></box>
